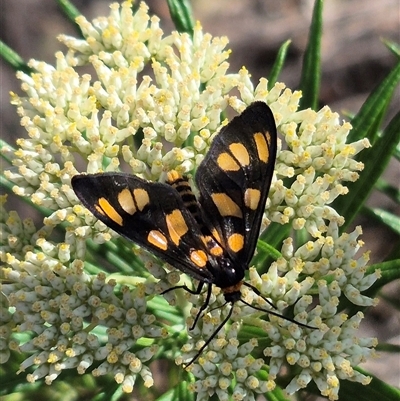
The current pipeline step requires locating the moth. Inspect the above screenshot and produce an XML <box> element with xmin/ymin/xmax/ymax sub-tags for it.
<box><xmin>72</xmin><ymin>101</ymin><xmax>294</xmax><ymax>366</ymax></box>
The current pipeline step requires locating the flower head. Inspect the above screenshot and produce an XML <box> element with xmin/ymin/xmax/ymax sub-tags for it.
<box><xmin>1</xmin><ymin>2</ymin><xmax>378</xmax><ymax>400</ymax></box>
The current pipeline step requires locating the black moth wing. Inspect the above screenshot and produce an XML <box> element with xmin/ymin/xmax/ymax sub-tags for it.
<box><xmin>196</xmin><ymin>101</ymin><xmax>277</xmax><ymax>267</ymax></box>
<box><xmin>72</xmin><ymin>173</ymin><xmax>215</xmax><ymax>283</ymax></box>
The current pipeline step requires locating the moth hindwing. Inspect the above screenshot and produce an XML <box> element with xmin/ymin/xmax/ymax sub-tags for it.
<box><xmin>72</xmin><ymin>101</ymin><xmax>277</xmax><ymax>304</ymax></box>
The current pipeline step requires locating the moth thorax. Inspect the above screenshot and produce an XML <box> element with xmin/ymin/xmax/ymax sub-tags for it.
<box><xmin>213</xmin><ymin>256</ymin><xmax>245</xmax><ymax>304</ymax></box>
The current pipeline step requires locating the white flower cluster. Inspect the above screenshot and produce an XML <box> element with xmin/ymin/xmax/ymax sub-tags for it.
<box><xmin>1</xmin><ymin>1</ymin><xmax>378</xmax><ymax>400</ymax></box>
<box><xmin>180</xmin><ymin>222</ymin><xmax>379</xmax><ymax>400</ymax></box>
<box><xmin>270</xmin><ymin>106</ymin><xmax>370</xmax><ymax>237</ymax></box>
<box><xmin>0</xmin><ymin>196</ymin><xmax>165</xmax><ymax>391</ymax></box>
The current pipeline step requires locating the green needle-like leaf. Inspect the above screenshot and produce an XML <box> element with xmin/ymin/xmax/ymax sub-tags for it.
<box><xmin>268</xmin><ymin>40</ymin><xmax>291</xmax><ymax>89</ymax></box>
<box><xmin>349</xmin><ymin>60</ymin><xmax>400</xmax><ymax>143</ymax></box>
<box><xmin>266</xmin><ymin>386</ymin><xmax>292</xmax><ymax>401</ymax></box>
<box><xmin>382</xmin><ymin>38</ymin><xmax>400</xmax><ymax>57</ymax></box>
<box><xmin>256</xmin><ymin>239</ymin><xmax>282</xmax><ymax>261</ymax></box>
<box><xmin>377</xmin><ymin>343</ymin><xmax>400</xmax><ymax>353</ymax></box>
<box><xmin>0</xmin><ymin>40</ymin><xmax>32</xmax><ymax>75</ymax></box>
<box><xmin>55</xmin><ymin>0</ymin><xmax>83</xmax><ymax>36</ymax></box>
<box><xmin>338</xmin><ymin>368</ymin><xmax>400</xmax><ymax>401</ymax></box>
<box><xmin>363</xmin><ymin>207</ymin><xmax>400</xmax><ymax>235</ymax></box>
<box><xmin>335</xmin><ymin>108</ymin><xmax>400</xmax><ymax>230</ymax></box>
<box><xmin>299</xmin><ymin>0</ymin><xmax>323</xmax><ymax>110</ymax></box>
<box><xmin>167</xmin><ymin>0</ymin><xmax>194</xmax><ymax>34</ymax></box>
<box><xmin>253</xmin><ymin>222</ymin><xmax>290</xmax><ymax>271</ymax></box>
<box><xmin>367</xmin><ymin>259</ymin><xmax>400</xmax><ymax>291</ymax></box>
<box><xmin>374</xmin><ymin>179</ymin><xmax>400</xmax><ymax>204</ymax></box>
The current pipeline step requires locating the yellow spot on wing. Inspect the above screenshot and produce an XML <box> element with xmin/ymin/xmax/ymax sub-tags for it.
<box><xmin>229</xmin><ymin>143</ymin><xmax>250</xmax><ymax>166</ymax></box>
<box><xmin>190</xmin><ymin>250</ymin><xmax>208</xmax><ymax>268</ymax></box>
<box><xmin>228</xmin><ymin>233</ymin><xmax>244</xmax><ymax>253</ymax></box>
<box><xmin>117</xmin><ymin>188</ymin><xmax>149</xmax><ymax>215</ymax></box>
<box><xmin>133</xmin><ymin>188</ymin><xmax>149</xmax><ymax>211</ymax></box>
<box><xmin>98</xmin><ymin>198</ymin><xmax>123</xmax><ymax>226</ymax></box>
<box><xmin>203</xmin><ymin>235</ymin><xmax>224</xmax><ymax>256</ymax></box>
<box><xmin>217</xmin><ymin>152</ymin><xmax>240</xmax><ymax>171</ymax></box>
<box><xmin>244</xmin><ymin>188</ymin><xmax>261</xmax><ymax>210</ymax></box>
<box><xmin>254</xmin><ymin>132</ymin><xmax>269</xmax><ymax>163</ymax></box>
<box><xmin>265</xmin><ymin>131</ymin><xmax>273</xmax><ymax>147</ymax></box>
<box><xmin>118</xmin><ymin>188</ymin><xmax>136</xmax><ymax>214</ymax></box>
<box><xmin>94</xmin><ymin>205</ymin><xmax>106</xmax><ymax>217</ymax></box>
<box><xmin>147</xmin><ymin>230</ymin><xmax>168</xmax><ymax>250</ymax></box>
<box><xmin>211</xmin><ymin>229</ymin><xmax>222</xmax><ymax>244</ymax></box>
<box><xmin>211</xmin><ymin>193</ymin><xmax>243</xmax><ymax>218</ymax></box>
<box><xmin>166</xmin><ymin>209</ymin><xmax>189</xmax><ymax>246</ymax></box>
<box><xmin>209</xmin><ymin>243</ymin><xmax>224</xmax><ymax>256</ymax></box>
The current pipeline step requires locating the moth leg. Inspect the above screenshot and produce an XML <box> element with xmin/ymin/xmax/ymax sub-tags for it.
<box><xmin>184</xmin><ymin>303</ymin><xmax>234</xmax><ymax>369</ymax></box>
<box><xmin>190</xmin><ymin>284</ymin><xmax>212</xmax><ymax>330</ymax></box>
<box><xmin>160</xmin><ymin>282</ymin><xmax>213</xmax><ymax>331</ymax></box>
<box><xmin>160</xmin><ymin>281</ymin><xmax>204</xmax><ymax>296</ymax></box>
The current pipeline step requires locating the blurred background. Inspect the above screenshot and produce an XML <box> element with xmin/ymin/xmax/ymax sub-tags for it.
<box><xmin>1</xmin><ymin>0</ymin><xmax>399</xmax><ymax>393</ymax></box>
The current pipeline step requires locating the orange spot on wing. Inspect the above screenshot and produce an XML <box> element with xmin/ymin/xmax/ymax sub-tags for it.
<box><xmin>147</xmin><ymin>230</ymin><xmax>168</xmax><ymax>250</ymax></box>
<box><xmin>228</xmin><ymin>233</ymin><xmax>244</xmax><ymax>253</ymax></box>
<box><xmin>98</xmin><ymin>198</ymin><xmax>123</xmax><ymax>226</ymax></box>
<box><xmin>190</xmin><ymin>250</ymin><xmax>208</xmax><ymax>268</ymax></box>
<box><xmin>254</xmin><ymin>132</ymin><xmax>269</xmax><ymax>163</ymax></box>
<box><xmin>244</xmin><ymin>188</ymin><xmax>261</xmax><ymax>210</ymax></box>
<box><xmin>133</xmin><ymin>188</ymin><xmax>149</xmax><ymax>211</ymax></box>
<box><xmin>166</xmin><ymin>209</ymin><xmax>189</xmax><ymax>246</ymax></box>
<box><xmin>211</xmin><ymin>193</ymin><xmax>242</xmax><ymax>218</ymax></box>
<box><xmin>229</xmin><ymin>143</ymin><xmax>250</xmax><ymax>166</ymax></box>
<box><xmin>118</xmin><ymin>188</ymin><xmax>136</xmax><ymax>215</ymax></box>
<box><xmin>217</xmin><ymin>152</ymin><xmax>240</xmax><ymax>171</ymax></box>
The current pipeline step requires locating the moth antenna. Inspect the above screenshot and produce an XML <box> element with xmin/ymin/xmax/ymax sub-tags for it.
<box><xmin>240</xmin><ymin>297</ymin><xmax>316</xmax><ymax>329</ymax></box>
<box><xmin>243</xmin><ymin>282</ymin><xmax>276</xmax><ymax>309</ymax></box>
